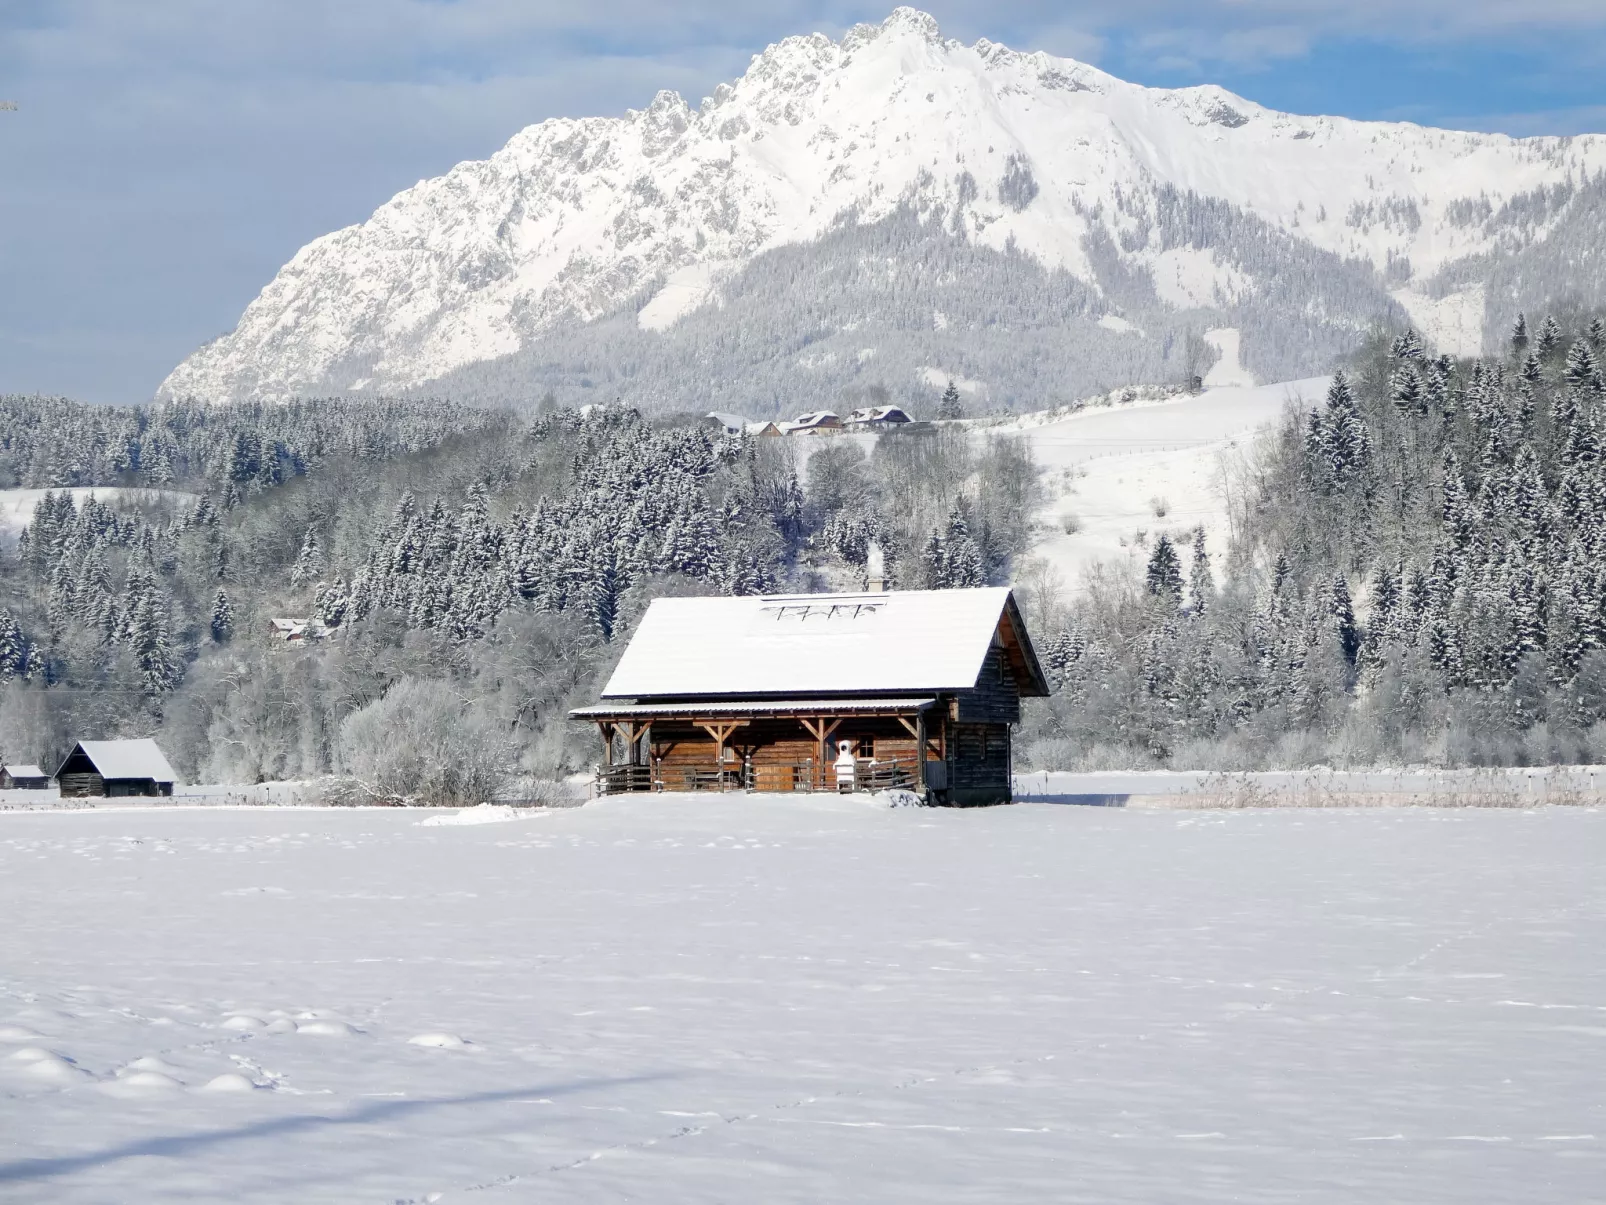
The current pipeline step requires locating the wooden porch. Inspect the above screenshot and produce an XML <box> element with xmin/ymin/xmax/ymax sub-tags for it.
<box><xmin>572</xmin><ymin>698</ymin><xmax>946</xmax><ymax>797</ymax></box>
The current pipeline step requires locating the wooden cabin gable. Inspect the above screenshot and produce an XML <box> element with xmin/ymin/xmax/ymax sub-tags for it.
<box><xmin>954</xmin><ymin>644</ymin><xmax>1021</xmax><ymax>723</ymax></box>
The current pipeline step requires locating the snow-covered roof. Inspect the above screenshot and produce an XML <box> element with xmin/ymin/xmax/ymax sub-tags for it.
<box><xmin>600</xmin><ymin>588</ymin><xmax>1047</xmax><ymax>699</ymax></box>
<box><xmin>573</xmin><ymin>697</ymin><xmax>939</xmax><ymax>718</ymax></box>
<box><xmin>704</xmin><ymin>411</ymin><xmax>746</xmax><ymax>432</ymax></box>
<box><xmin>68</xmin><ymin>740</ymin><xmax>177</xmax><ymax>783</ymax></box>
<box><xmin>785</xmin><ymin>411</ymin><xmax>842</xmax><ymax>431</ymax></box>
<box><xmin>845</xmin><ymin>406</ymin><xmax>912</xmax><ymax>425</ymax></box>
<box><xmin>3</xmin><ymin>765</ymin><xmax>46</xmax><ymax>779</ymax></box>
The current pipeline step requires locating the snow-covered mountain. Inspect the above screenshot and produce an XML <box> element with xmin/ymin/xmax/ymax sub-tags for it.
<box><xmin>161</xmin><ymin>7</ymin><xmax>1606</xmax><ymax>411</ymax></box>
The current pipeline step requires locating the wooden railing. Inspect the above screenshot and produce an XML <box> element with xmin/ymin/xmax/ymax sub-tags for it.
<box><xmin>855</xmin><ymin>757</ymin><xmax>918</xmax><ymax>792</ymax></box>
<box><xmin>596</xmin><ymin>756</ymin><xmax>919</xmax><ymax>795</ymax></box>
<box><xmin>596</xmin><ymin>764</ymin><xmax>653</xmax><ymax>795</ymax></box>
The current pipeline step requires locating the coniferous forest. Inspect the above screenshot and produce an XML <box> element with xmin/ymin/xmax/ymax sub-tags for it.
<box><xmin>0</xmin><ymin>395</ymin><xmax>1038</xmax><ymax>798</ymax></box>
<box><xmin>3</xmin><ymin>311</ymin><xmax>1605</xmax><ymax>796</ymax></box>
<box><xmin>1027</xmin><ymin>313</ymin><xmax>1606</xmax><ymax>770</ymax></box>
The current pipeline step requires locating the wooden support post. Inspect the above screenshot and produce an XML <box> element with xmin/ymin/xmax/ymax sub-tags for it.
<box><xmin>914</xmin><ymin>714</ymin><xmax>927</xmax><ymax>791</ymax></box>
<box><xmin>799</xmin><ymin>716</ymin><xmax>843</xmax><ymax>792</ymax></box>
<box><xmin>598</xmin><ymin>721</ymin><xmax>615</xmax><ymax>767</ymax></box>
<box><xmin>695</xmin><ymin>720</ymin><xmax>750</xmax><ymax>788</ymax></box>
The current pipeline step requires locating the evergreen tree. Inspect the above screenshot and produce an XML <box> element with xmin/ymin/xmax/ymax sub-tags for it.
<box><xmin>0</xmin><ymin>609</ymin><xmax>27</xmax><ymax>680</ymax></box>
<box><xmin>1187</xmin><ymin>529</ymin><xmax>1214</xmax><ymax>615</ymax></box>
<box><xmin>1564</xmin><ymin>339</ymin><xmax>1597</xmax><ymax>389</ymax></box>
<box><xmin>1145</xmin><ymin>535</ymin><xmax>1183</xmax><ymax>602</ymax></box>
<box><xmin>1328</xmin><ymin>574</ymin><xmax>1360</xmax><ymax>666</ymax></box>
<box><xmin>1510</xmin><ymin>313</ymin><xmax>1529</xmax><ymax>355</ymax></box>
<box><xmin>936</xmin><ymin>380</ymin><xmax>964</xmax><ymax>421</ymax></box>
<box><xmin>209</xmin><ymin>588</ymin><xmax>234</xmax><ymax>643</ymax></box>
<box><xmin>291</xmin><ymin>527</ymin><xmax>324</xmax><ymax>587</ymax></box>
<box><xmin>1537</xmin><ymin>314</ymin><xmax>1563</xmax><ymax>360</ymax></box>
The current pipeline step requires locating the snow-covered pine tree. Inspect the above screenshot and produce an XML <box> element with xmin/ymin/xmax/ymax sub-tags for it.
<box><xmin>1145</xmin><ymin>534</ymin><xmax>1183</xmax><ymax>602</ymax></box>
<box><xmin>209</xmin><ymin>588</ymin><xmax>234</xmax><ymax>642</ymax></box>
<box><xmin>1564</xmin><ymin>339</ymin><xmax>1597</xmax><ymax>389</ymax></box>
<box><xmin>1328</xmin><ymin>574</ymin><xmax>1360</xmax><ymax>667</ymax></box>
<box><xmin>1187</xmin><ymin>528</ymin><xmax>1213</xmax><ymax>615</ymax></box>
<box><xmin>0</xmin><ymin>608</ymin><xmax>27</xmax><ymax>679</ymax></box>
<box><xmin>936</xmin><ymin>380</ymin><xmax>964</xmax><ymax>420</ymax></box>
<box><xmin>1537</xmin><ymin>314</ymin><xmax>1564</xmax><ymax>361</ymax></box>
<box><xmin>290</xmin><ymin>527</ymin><xmax>324</xmax><ymax>587</ymax></box>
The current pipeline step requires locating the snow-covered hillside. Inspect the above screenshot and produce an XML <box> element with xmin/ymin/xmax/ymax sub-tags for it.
<box><xmin>0</xmin><ymin>488</ymin><xmax>193</xmax><ymax>546</ymax></box>
<box><xmin>2</xmin><ymin>799</ymin><xmax>1602</xmax><ymax>1201</ymax></box>
<box><xmin>160</xmin><ymin>8</ymin><xmax>1606</xmax><ymax>410</ymax></box>
<box><xmin>1014</xmin><ymin>377</ymin><xmax>1328</xmax><ymax>585</ymax></box>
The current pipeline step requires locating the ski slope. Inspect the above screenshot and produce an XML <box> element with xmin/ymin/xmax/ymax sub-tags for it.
<box><xmin>1014</xmin><ymin>377</ymin><xmax>1329</xmax><ymax>587</ymax></box>
<box><xmin>2</xmin><ymin>796</ymin><xmax>1602</xmax><ymax>1202</ymax></box>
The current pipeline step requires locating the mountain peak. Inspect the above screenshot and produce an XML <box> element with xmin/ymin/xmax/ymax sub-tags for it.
<box><xmin>158</xmin><ymin>11</ymin><xmax>1606</xmax><ymax>408</ymax></box>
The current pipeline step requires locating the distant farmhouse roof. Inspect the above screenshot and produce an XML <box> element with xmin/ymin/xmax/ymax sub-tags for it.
<box><xmin>780</xmin><ymin>411</ymin><xmax>843</xmax><ymax>434</ymax></box>
<box><xmin>2</xmin><ymin>764</ymin><xmax>46</xmax><ymax>781</ymax></box>
<box><xmin>63</xmin><ymin>739</ymin><xmax>176</xmax><ymax>784</ymax></box>
<box><xmin>703</xmin><ymin>411</ymin><xmax>746</xmax><ymax>435</ymax></box>
<box><xmin>601</xmin><ymin>587</ymin><xmax>1048</xmax><ymax>700</ymax></box>
<box><xmin>845</xmin><ymin>405</ymin><xmax>913</xmax><ymax>427</ymax></box>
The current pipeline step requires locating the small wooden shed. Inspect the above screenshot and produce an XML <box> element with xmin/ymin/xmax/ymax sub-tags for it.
<box><xmin>55</xmin><ymin>740</ymin><xmax>177</xmax><ymax>798</ymax></box>
<box><xmin>571</xmin><ymin>587</ymin><xmax>1049</xmax><ymax>805</ymax></box>
<box><xmin>0</xmin><ymin>764</ymin><xmax>50</xmax><ymax>789</ymax></box>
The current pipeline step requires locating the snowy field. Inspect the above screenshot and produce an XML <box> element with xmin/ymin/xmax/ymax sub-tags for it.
<box><xmin>3</xmin><ymin>795</ymin><xmax>1603</xmax><ymax>1203</ymax></box>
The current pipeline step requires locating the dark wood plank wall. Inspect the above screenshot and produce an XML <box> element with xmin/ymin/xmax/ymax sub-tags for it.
<box><xmin>947</xmin><ymin>723</ymin><xmax>1012</xmax><ymax>791</ymax></box>
<box><xmin>954</xmin><ymin>645</ymin><xmax>1022</xmax><ymax>723</ymax></box>
<box><xmin>59</xmin><ymin>772</ymin><xmax>105</xmax><ymax>797</ymax></box>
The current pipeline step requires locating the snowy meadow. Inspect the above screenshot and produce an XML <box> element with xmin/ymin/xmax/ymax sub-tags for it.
<box><xmin>2</xmin><ymin>796</ymin><xmax>1602</xmax><ymax>1202</ymax></box>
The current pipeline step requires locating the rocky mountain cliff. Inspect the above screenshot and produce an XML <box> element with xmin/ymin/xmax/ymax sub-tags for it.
<box><xmin>160</xmin><ymin>8</ymin><xmax>1606</xmax><ymax>412</ymax></box>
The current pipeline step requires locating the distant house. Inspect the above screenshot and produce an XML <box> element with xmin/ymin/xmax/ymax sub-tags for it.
<box><xmin>0</xmin><ymin>764</ymin><xmax>50</xmax><ymax>790</ymax></box>
<box><xmin>703</xmin><ymin>412</ymin><xmax>747</xmax><ymax>437</ymax></box>
<box><xmin>752</xmin><ymin>421</ymin><xmax>785</xmax><ymax>437</ymax></box>
<box><xmin>782</xmin><ymin>411</ymin><xmax>844</xmax><ymax>435</ymax></box>
<box><xmin>56</xmin><ymin>740</ymin><xmax>177</xmax><ymax>798</ymax></box>
<box><xmin>268</xmin><ymin>617</ymin><xmax>332</xmax><ymax>643</ymax></box>
<box><xmin>570</xmin><ymin>587</ymin><xmax>1049</xmax><ymax>805</ymax></box>
<box><xmin>845</xmin><ymin>405</ymin><xmax>913</xmax><ymax>429</ymax></box>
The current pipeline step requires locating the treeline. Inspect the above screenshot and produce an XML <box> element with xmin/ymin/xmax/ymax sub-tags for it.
<box><xmin>0</xmin><ymin>394</ymin><xmax>494</xmax><ymax>493</ymax></box>
<box><xmin>0</xmin><ymin>398</ymin><xmax>1040</xmax><ymax>797</ymax></box>
<box><xmin>1024</xmin><ymin>313</ymin><xmax>1606</xmax><ymax>770</ymax></box>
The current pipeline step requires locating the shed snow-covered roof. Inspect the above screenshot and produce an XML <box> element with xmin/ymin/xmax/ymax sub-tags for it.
<box><xmin>69</xmin><ymin>740</ymin><xmax>177</xmax><ymax>783</ymax></box>
<box><xmin>601</xmin><ymin>588</ymin><xmax>1047</xmax><ymax>699</ymax></box>
<box><xmin>4</xmin><ymin>765</ymin><xmax>45</xmax><ymax>779</ymax></box>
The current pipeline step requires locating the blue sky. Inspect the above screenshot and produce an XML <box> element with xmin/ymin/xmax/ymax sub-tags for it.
<box><xmin>2</xmin><ymin>1</ymin><xmax>1604</xmax><ymax>403</ymax></box>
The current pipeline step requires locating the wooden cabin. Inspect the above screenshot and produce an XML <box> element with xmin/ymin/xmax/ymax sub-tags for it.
<box><xmin>55</xmin><ymin>740</ymin><xmax>177</xmax><ymax>798</ymax></box>
<box><xmin>0</xmin><ymin>764</ymin><xmax>50</xmax><ymax>790</ymax></box>
<box><xmin>571</xmin><ymin>587</ymin><xmax>1049</xmax><ymax>805</ymax></box>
